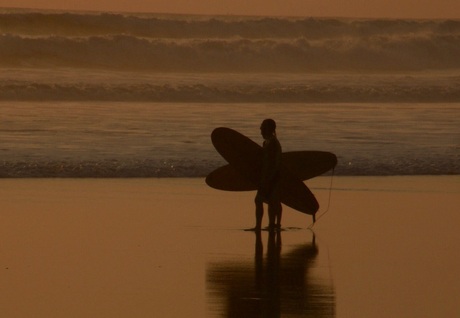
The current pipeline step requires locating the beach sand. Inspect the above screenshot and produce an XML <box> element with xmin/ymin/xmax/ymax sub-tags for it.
<box><xmin>1</xmin><ymin>176</ymin><xmax>459</xmax><ymax>317</ymax></box>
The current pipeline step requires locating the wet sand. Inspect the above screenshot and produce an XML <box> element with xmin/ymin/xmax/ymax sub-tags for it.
<box><xmin>1</xmin><ymin>176</ymin><xmax>459</xmax><ymax>317</ymax></box>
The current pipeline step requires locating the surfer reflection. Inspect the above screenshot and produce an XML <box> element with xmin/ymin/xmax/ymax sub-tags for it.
<box><xmin>254</xmin><ymin>119</ymin><xmax>283</xmax><ymax>231</ymax></box>
<box><xmin>207</xmin><ymin>232</ymin><xmax>335</xmax><ymax>317</ymax></box>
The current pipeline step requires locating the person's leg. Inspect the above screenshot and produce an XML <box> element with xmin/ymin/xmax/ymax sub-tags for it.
<box><xmin>268</xmin><ymin>200</ymin><xmax>281</xmax><ymax>230</ymax></box>
<box><xmin>275</xmin><ymin>201</ymin><xmax>282</xmax><ymax>228</ymax></box>
<box><xmin>254</xmin><ymin>193</ymin><xmax>264</xmax><ymax>230</ymax></box>
<box><xmin>270</xmin><ymin>181</ymin><xmax>282</xmax><ymax>230</ymax></box>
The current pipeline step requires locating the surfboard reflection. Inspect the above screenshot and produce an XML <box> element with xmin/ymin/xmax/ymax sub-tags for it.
<box><xmin>207</xmin><ymin>231</ymin><xmax>335</xmax><ymax>317</ymax></box>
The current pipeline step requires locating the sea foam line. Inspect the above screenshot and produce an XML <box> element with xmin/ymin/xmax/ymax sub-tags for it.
<box><xmin>1</xmin><ymin>79</ymin><xmax>459</xmax><ymax>102</ymax></box>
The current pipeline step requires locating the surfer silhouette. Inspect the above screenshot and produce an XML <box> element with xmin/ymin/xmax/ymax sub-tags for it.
<box><xmin>254</xmin><ymin>119</ymin><xmax>282</xmax><ymax>231</ymax></box>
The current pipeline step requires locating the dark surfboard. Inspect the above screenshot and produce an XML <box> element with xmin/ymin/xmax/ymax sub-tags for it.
<box><xmin>208</xmin><ymin>127</ymin><xmax>329</xmax><ymax>215</ymax></box>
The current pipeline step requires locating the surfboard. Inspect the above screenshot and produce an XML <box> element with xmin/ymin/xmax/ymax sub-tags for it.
<box><xmin>208</xmin><ymin>127</ymin><xmax>324</xmax><ymax>215</ymax></box>
<box><xmin>206</xmin><ymin>151</ymin><xmax>337</xmax><ymax>191</ymax></box>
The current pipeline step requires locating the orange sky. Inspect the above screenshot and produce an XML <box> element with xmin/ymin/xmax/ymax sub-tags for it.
<box><xmin>0</xmin><ymin>0</ymin><xmax>459</xmax><ymax>18</ymax></box>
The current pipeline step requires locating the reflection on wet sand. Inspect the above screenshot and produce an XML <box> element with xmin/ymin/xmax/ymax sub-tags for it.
<box><xmin>207</xmin><ymin>231</ymin><xmax>335</xmax><ymax>317</ymax></box>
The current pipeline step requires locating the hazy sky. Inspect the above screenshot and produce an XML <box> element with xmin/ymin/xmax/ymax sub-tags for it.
<box><xmin>0</xmin><ymin>0</ymin><xmax>459</xmax><ymax>19</ymax></box>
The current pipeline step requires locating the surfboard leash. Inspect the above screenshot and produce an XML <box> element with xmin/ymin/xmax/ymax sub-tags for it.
<box><xmin>308</xmin><ymin>167</ymin><xmax>335</xmax><ymax>229</ymax></box>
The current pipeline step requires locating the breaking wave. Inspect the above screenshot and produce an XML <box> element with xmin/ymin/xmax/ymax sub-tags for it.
<box><xmin>2</xmin><ymin>10</ymin><xmax>460</xmax><ymax>39</ymax></box>
<box><xmin>1</xmin><ymin>10</ymin><xmax>460</xmax><ymax>72</ymax></box>
<box><xmin>1</xmin><ymin>33</ymin><xmax>459</xmax><ymax>72</ymax></box>
<box><xmin>1</xmin><ymin>73</ymin><xmax>459</xmax><ymax>102</ymax></box>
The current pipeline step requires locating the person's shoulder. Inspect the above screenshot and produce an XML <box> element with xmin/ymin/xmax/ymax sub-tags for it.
<box><xmin>265</xmin><ymin>136</ymin><xmax>281</xmax><ymax>147</ymax></box>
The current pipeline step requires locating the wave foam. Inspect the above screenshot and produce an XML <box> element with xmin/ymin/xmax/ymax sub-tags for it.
<box><xmin>1</xmin><ymin>75</ymin><xmax>459</xmax><ymax>102</ymax></box>
<box><xmin>1</xmin><ymin>11</ymin><xmax>460</xmax><ymax>72</ymax></box>
<box><xmin>1</xmin><ymin>156</ymin><xmax>458</xmax><ymax>178</ymax></box>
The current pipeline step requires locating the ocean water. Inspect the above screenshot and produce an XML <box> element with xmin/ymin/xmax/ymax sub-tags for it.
<box><xmin>0</xmin><ymin>9</ymin><xmax>459</xmax><ymax>177</ymax></box>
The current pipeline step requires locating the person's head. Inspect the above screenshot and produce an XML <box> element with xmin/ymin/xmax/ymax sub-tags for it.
<box><xmin>260</xmin><ymin>118</ymin><xmax>276</xmax><ymax>139</ymax></box>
